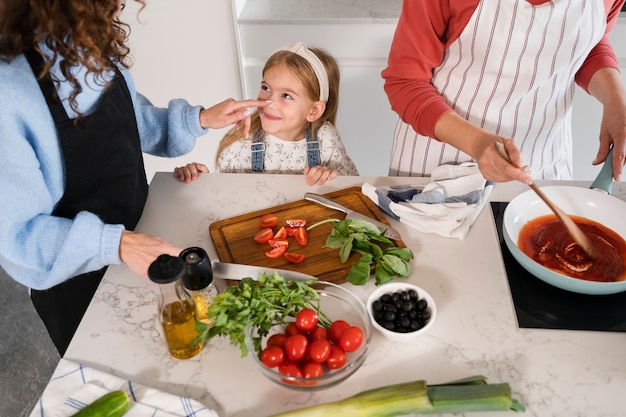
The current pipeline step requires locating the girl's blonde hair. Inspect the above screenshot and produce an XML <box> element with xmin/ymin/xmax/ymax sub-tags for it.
<box><xmin>215</xmin><ymin>45</ymin><xmax>340</xmax><ymax>166</ymax></box>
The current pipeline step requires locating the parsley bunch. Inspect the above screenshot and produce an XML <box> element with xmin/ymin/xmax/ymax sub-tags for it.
<box><xmin>196</xmin><ymin>272</ymin><xmax>321</xmax><ymax>357</ymax></box>
<box><xmin>309</xmin><ymin>218</ymin><xmax>414</xmax><ymax>286</ymax></box>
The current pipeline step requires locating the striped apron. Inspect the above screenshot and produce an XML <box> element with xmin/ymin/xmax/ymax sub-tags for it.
<box><xmin>388</xmin><ymin>0</ymin><xmax>606</xmax><ymax>179</ymax></box>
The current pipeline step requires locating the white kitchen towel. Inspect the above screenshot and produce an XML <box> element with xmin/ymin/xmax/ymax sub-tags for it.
<box><xmin>362</xmin><ymin>162</ymin><xmax>494</xmax><ymax>239</ymax></box>
<box><xmin>29</xmin><ymin>358</ymin><xmax>219</xmax><ymax>417</ymax></box>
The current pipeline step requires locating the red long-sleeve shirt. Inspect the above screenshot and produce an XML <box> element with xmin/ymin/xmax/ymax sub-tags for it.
<box><xmin>382</xmin><ymin>0</ymin><xmax>625</xmax><ymax>139</ymax></box>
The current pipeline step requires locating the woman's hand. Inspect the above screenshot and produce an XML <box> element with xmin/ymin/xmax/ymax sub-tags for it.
<box><xmin>304</xmin><ymin>166</ymin><xmax>339</xmax><ymax>186</ymax></box>
<box><xmin>119</xmin><ymin>230</ymin><xmax>183</xmax><ymax>278</ymax></box>
<box><xmin>199</xmin><ymin>98</ymin><xmax>271</xmax><ymax>137</ymax></box>
<box><xmin>173</xmin><ymin>162</ymin><xmax>209</xmax><ymax>183</ymax></box>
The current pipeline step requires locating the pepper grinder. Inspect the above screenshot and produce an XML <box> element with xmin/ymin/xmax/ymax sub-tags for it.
<box><xmin>179</xmin><ymin>247</ymin><xmax>218</xmax><ymax>324</ymax></box>
<box><xmin>148</xmin><ymin>254</ymin><xmax>203</xmax><ymax>359</ymax></box>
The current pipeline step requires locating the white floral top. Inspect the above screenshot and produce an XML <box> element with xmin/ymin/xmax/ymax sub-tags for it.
<box><xmin>217</xmin><ymin>122</ymin><xmax>359</xmax><ymax>175</ymax></box>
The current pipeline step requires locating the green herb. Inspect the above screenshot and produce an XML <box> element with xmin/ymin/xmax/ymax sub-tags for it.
<box><xmin>307</xmin><ymin>218</ymin><xmax>414</xmax><ymax>286</ymax></box>
<box><xmin>195</xmin><ymin>272</ymin><xmax>323</xmax><ymax>357</ymax></box>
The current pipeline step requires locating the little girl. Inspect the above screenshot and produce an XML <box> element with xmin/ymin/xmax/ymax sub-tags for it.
<box><xmin>174</xmin><ymin>42</ymin><xmax>359</xmax><ymax>185</ymax></box>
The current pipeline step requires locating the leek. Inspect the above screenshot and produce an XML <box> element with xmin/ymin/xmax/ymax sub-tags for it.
<box><xmin>266</xmin><ymin>375</ymin><xmax>525</xmax><ymax>417</ymax></box>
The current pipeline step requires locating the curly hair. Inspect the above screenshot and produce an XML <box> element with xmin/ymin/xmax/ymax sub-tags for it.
<box><xmin>0</xmin><ymin>0</ymin><xmax>144</xmax><ymax>116</ymax></box>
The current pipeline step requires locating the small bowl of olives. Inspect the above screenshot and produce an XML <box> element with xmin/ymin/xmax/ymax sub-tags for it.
<box><xmin>366</xmin><ymin>282</ymin><xmax>436</xmax><ymax>342</ymax></box>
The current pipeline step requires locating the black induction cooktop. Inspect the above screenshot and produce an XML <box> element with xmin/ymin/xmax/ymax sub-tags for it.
<box><xmin>490</xmin><ymin>202</ymin><xmax>626</xmax><ymax>332</ymax></box>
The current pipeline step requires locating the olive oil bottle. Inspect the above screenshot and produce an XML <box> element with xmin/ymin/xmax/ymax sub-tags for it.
<box><xmin>148</xmin><ymin>254</ymin><xmax>203</xmax><ymax>359</ymax></box>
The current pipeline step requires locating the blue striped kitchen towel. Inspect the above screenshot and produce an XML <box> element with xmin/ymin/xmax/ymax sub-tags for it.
<box><xmin>362</xmin><ymin>162</ymin><xmax>494</xmax><ymax>239</ymax></box>
<box><xmin>29</xmin><ymin>358</ymin><xmax>219</xmax><ymax>417</ymax></box>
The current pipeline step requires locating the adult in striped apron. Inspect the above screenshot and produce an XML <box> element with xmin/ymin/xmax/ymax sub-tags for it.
<box><xmin>383</xmin><ymin>0</ymin><xmax>625</xmax><ymax>181</ymax></box>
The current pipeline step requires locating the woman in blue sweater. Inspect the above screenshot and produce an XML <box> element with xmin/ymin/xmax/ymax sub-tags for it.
<box><xmin>0</xmin><ymin>0</ymin><xmax>267</xmax><ymax>355</ymax></box>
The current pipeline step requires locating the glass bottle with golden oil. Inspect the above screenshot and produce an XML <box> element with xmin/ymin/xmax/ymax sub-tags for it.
<box><xmin>148</xmin><ymin>254</ymin><xmax>203</xmax><ymax>359</ymax></box>
<box><xmin>179</xmin><ymin>247</ymin><xmax>217</xmax><ymax>325</ymax></box>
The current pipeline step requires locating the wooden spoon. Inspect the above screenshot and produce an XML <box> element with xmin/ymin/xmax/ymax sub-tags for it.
<box><xmin>494</xmin><ymin>141</ymin><xmax>597</xmax><ymax>259</ymax></box>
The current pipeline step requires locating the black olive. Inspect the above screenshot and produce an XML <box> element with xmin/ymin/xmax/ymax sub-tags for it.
<box><xmin>399</xmin><ymin>316</ymin><xmax>410</xmax><ymax>328</ymax></box>
<box><xmin>372</xmin><ymin>300</ymin><xmax>383</xmax><ymax>312</ymax></box>
<box><xmin>380</xmin><ymin>294</ymin><xmax>391</xmax><ymax>303</ymax></box>
<box><xmin>408</xmin><ymin>289</ymin><xmax>418</xmax><ymax>300</ymax></box>
<box><xmin>381</xmin><ymin>321</ymin><xmax>395</xmax><ymax>330</ymax></box>
<box><xmin>399</xmin><ymin>291</ymin><xmax>410</xmax><ymax>301</ymax></box>
<box><xmin>385</xmin><ymin>303</ymin><xmax>397</xmax><ymax>313</ymax></box>
<box><xmin>401</xmin><ymin>301</ymin><xmax>414</xmax><ymax>312</ymax></box>
<box><xmin>391</xmin><ymin>292</ymin><xmax>401</xmax><ymax>303</ymax></box>
<box><xmin>421</xmin><ymin>310</ymin><xmax>431</xmax><ymax>321</ymax></box>
<box><xmin>409</xmin><ymin>320</ymin><xmax>423</xmax><ymax>331</ymax></box>
<box><xmin>408</xmin><ymin>310</ymin><xmax>418</xmax><ymax>319</ymax></box>
<box><xmin>417</xmin><ymin>298</ymin><xmax>428</xmax><ymax>311</ymax></box>
<box><xmin>384</xmin><ymin>311</ymin><xmax>396</xmax><ymax>322</ymax></box>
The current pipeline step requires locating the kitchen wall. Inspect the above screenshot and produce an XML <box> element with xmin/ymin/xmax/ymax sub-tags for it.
<box><xmin>124</xmin><ymin>0</ymin><xmax>241</xmax><ymax>182</ymax></box>
<box><xmin>126</xmin><ymin>2</ymin><xmax>626</xmax><ymax>182</ymax></box>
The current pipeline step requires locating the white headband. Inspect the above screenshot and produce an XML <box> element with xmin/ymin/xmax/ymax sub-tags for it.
<box><xmin>274</xmin><ymin>42</ymin><xmax>329</xmax><ymax>102</ymax></box>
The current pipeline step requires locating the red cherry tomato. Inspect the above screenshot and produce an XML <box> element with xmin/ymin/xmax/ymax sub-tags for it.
<box><xmin>284</xmin><ymin>334</ymin><xmax>308</xmax><ymax>361</ymax></box>
<box><xmin>302</xmin><ymin>361</ymin><xmax>323</xmax><ymax>379</ymax></box>
<box><xmin>284</xmin><ymin>322</ymin><xmax>300</xmax><ymax>337</ymax></box>
<box><xmin>266</xmin><ymin>333</ymin><xmax>288</xmax><ymax>348</ymax></box>
<box><xmin>284</xmin><ymin>252</ymin><xmax>305</xmax><ymax>264</ymax></box>
<box><xmin>285</xmin><ymin>227</ymin><xmax>298</xmax><ymax>237</ymax></box>
<box><xmin>258</xmin><ymin>213</ymin><xmax>279</xmax><ymax>229</ymax></box>
<box><xmin>278</xmin><ymin>363</ymin><xmax>303</xmax><ymax>379</ymax></box>
<box><xmin>295</xmin><ymin>308</ymin><xmax>318</xmax><ymax>332</ymax></box>
<box><xmin>339</xmin><ymin>326</ymin><xmax>364</xmax><ymax>353</ymax></box>
<box><xmin>286</xmin><ymin>219</ymin><xmax>307</xmax><ymax>228</ymax></box>
<box><xmin>260</xmin><ymin>345</ymin><xmax>284</xmax><ymax>368</ymax></box>
<box><xmin>308</xmin><ymin>338</ymin><xmax>331</xmax><ymax>363</ymax></box>
<box><xmin>265</xmin><ymin>245</ymin><xmax>287</xmax><ymax>259</ymax></box>
<box><xmin>329</xmin><ymin>320</ymin><xmax>350</xmax><ymax>344</ymax></box>
<box><xmin>294</xmin><ymin>227</ymin><xmax>308</xmax><ymax>246</ymax></box>
<box><xmin>253</xmin><ymin>228</ymin><xmax>274</xmax><ymax>244</ymax></box>
<box><xmin>268</xmin><ymin>239</ymin><xmax>289</xmax><ymax>248</ymax></box>
<box><xmin>308</xmin><ymin>326</ymin><xmax>328</xmax><ymax>341</ymax></box>
<box><xmin>325</xmin><ymin>345</ymin><xmax>347</xmax><ymax>370</ymax></box>
<box><xmin>273</xmin><ymin>227</ymin><xmax>287</xmax><ymax>240</ymax></box>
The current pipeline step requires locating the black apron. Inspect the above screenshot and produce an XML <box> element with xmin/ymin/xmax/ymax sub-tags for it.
<box><xmin>25</xmin><ymin>50</ymin><xmax>149</xmax><ymax>356</ymax></box>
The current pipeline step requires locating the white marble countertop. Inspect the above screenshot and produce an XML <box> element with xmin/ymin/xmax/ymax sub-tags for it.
<box><xmin>56</xmin><ymin>173</ymin><xmax>625</xmax><ymax>417</ymax></box>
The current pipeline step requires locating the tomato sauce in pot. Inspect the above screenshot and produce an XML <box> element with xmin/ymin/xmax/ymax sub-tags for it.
<box><xmin>518</xmin><ymin>214</ymin><xmax>626</xmax><ymax>282</ymax></box>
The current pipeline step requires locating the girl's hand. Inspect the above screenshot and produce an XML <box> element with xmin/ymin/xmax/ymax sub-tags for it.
<box><xmin>173</xmin><ymin>163</ymin><xmax>209</xmax><ymax>183</ymax></box>
<box><xmin>304</xmin><ymin>166</ymin><xmax>339</xmax><ymax>186</ymax></box>
<box><xmin>119</xmin><ymin>230</ymin><xmax>183</xmax><ymax>278</ymax></box>
<box><xmin>199</xmin><ymin>98</ymin><xmax>271</xmax><ymax>137</ymax></box>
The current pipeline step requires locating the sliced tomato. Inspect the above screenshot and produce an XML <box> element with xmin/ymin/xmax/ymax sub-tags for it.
<box><xmin>294</xmin><ymin>227</ymin><xmax>308</xmax><ymax>246</ymax></box>
<box><xmin>286</xmin><ymin>219</ymin><xmax>307</xmax><ymax>228</ymax></box>
<box><xmin>273</xmin><ymin>226</ymin><xmax>287</xmax><ymax>240</ymax></box>
<box><xmin>285</xmin><ymin>227</ymin><xmax>298</xmax><ymax>237</ymax></box>
<box><xmin>253</xmin><ymin>228</ymin><xmax>274</xmax><ymax>244</ymax></box>
<box><xmin>284</xmin><ymin>252</ymin><xmax>305</xmax><ymax>264</ymax></box>
<box><xmin>258</xmin><ymin>213</ymin><xmax>279</xmax><ymax>229</ymax></box>
<box><xmin>265</xmin><ymin>245</ymin><xmax>287</xmax><ymax>259</ymax></box>
<box><xmin>268</xmin><ymin>239</ymin><xmax>289</xmax><ymax>248</ymax></box>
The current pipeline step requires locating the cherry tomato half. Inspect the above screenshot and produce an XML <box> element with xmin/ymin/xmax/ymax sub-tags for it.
<box><xmin>329</xmin><ymin>320</ymin><xmax>350</xmax><ymax>344</ymax></box>
<box><xmin>284</xmin><ymin>334</ymin><xmax>308</xmax><ymax>361</ymax></box>
<box><xmin>268</xmin><ymin>239</ymin><xmax>289</xmax><ymax>248</ymax></box>
<box><xmin>253</xmin><ymin>228</ymin><xmax>274</xmax><ymax>244</ymax></box>
<box><xmin>265</xmin><ymin>245</ymin><xmax>287</xmax><ymax>259</ymax></box>
<box><xmin>273</xmin><ymin>227</ymin><xmax>287</xmax><ymax>240</ymax></box>
<box><xmin>284</xmin><ymin>252</ymin><xmax>305</xmax><ymax>264</ymax></box>
<box><xmin>295</xmin><ymin>308</ymin><xmax>318</xmax><ymax>332</ymax></box>
<box><xmin>258</xmin><ymin>213</ymin><xmax>279</xmax><ymax>229</ymax></box>
<box><xmin>294</xmin><ymin>227</ymin><xmax>308</xmax><ymax>246</ymax></box>
<box><xmin>260</xmin><ymin>345</ymin><xmax>284</xmax><ymax>368</ymax></box>
<box><xmin>286</xmin><ymin>219</ymin><xmax>307</xmax><ymax>228</ymax></box>
<box><xmin>325</xmin><ymin>345</ymin><xmax>347</xmax><ymax>370</ymax></box>
<box><xmin>308</xmin><ymin>338</ymin><xmax>331</xmax><ymax>363</ymax></box>
<box><xmin>339</xmin><ymin>326</ymin><xmax>364</xmax><ymax>353</ymax></box>
<box><xmin>285</xmin><ymin>227</ymin><xmax>298</xmax><ymax>237</ymax></box>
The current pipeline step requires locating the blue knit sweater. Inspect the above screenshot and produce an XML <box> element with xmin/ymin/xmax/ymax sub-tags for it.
<box><xmin>0</xmin><ymin>47</ymin><xmax>208</xmax><ymax>290</ymax></box>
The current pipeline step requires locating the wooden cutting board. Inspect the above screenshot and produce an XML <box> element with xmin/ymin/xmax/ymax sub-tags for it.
<box><xmin>209</xmin><ymin>186</ymin><xmax>404</xmax><ymax>285</ymax></box>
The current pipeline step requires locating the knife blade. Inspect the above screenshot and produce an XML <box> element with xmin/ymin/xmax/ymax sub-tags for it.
<box><xmin>210</xmin><ymin>261</ymin><xmax>317</xmax><ymax>292</ymax></box>
<box><xmin>304</xmin><ymin>192</ymin><xmax>402</xmax><ymax>240</ymax></box>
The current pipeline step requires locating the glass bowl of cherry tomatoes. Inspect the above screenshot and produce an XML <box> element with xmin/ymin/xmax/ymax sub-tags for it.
<box><xmin>245</xmin><ymin>281</ymin><xmax>372</xmax><ymax>390</ymax></box>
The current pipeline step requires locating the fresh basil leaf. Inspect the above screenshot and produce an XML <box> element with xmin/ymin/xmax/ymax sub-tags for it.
<box><xmin>347</xmin><ymin>254</ymin><xmax>373</xmax><ymax>285</ymax></box>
